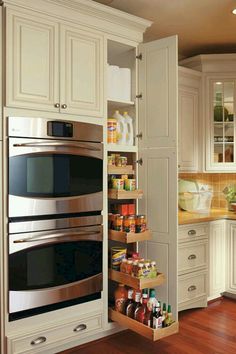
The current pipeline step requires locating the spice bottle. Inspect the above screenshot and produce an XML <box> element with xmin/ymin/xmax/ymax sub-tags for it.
<box><xmin>135</xmin><ymin>292</ymin><xmax>149</xmax><ymax>323</ymax></box>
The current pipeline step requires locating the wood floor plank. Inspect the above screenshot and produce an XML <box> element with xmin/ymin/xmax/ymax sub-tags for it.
<box><xmin>59</xmin><ymin>297</ymin><xmax>236</xmax><ymax>354</ymax></box>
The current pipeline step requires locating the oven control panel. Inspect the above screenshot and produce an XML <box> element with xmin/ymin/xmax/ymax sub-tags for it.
<box><xmin>47</xmin><ymin>121</ymin><xmax>73</xmax><ymax>138</ymax></box>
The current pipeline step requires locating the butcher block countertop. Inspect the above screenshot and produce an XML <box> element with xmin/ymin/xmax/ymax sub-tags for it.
<box><xmin>178</xmin><ymin>208</ymin><xmax>236</xmax><ymax>225</ymax></box>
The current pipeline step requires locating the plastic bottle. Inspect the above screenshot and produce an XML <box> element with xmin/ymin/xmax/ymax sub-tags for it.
<box><xmin>113</xmin><ymin>110</ymin><xmax>127</xmax><ymax>145</ymax></box>
<box><xmin>123</xmin><ymin>111</ymin><xmax>134</xmax><ymax>146</ymax></box>
<box><xmin>147</xmin><ymin>289</ymin><xmax>157</xmax><ymax>312</ymax></box>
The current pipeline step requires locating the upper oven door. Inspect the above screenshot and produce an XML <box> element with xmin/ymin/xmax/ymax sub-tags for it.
<box><xmin>8</xmin><ymin>138</ymin><xmax>103</xmax><ymax>218</ymax></box>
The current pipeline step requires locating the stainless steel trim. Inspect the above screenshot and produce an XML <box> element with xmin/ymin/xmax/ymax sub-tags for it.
<box><xmin>73</xmin><ymin>324</ymin><xmax>87</xmax><ymax>332</ymax></box>
<box><xmin>13</xmin><ymin>141</ymin><xmax>101</xmax><ymax>151</ymax></box>
<box><xmin>31</xmin><ymin>337</ymin><xmax>47</xmax><ymax>346</ymax></box>
<box><xmin>9</xmin><ymin>215</ymin><xmax>103</xmax><ymax>234</ymax></box>
<box><xmin>9</xmin><ymin>138</ymin><xmax>103</xmax><ymax>159</ymax></box>
<box><xmin>8</xmin><ymin>117</ymin><xmax>103</xmax><ymax>142</ymax></box>
<box><xmin>9</xmin><ymin>273</ymin><xmax>103</xmax><ymax>313</ymax></box>
<box><xmin>10</xmin><ymin>225</ymin><xmax>103</xmax><ymax>254</ymax></box>
<box><xmin>9</xmin><ymin>192</ymin><xmax>103</xmax><ymax>218</ymax></box>
<box><xmin>188</xmin><ymin>254</ymin><xmax>197</xmax><ymax>260</ymax></box>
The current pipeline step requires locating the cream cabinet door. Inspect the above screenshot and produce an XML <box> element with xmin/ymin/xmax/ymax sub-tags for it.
<box><xmin>226</xmin><ymin>221</ymin><xmax>236</xmax><ymax>294</ymax></box>
<box><xmin>60</xmin><ymin>24</ymin><xmax>104</xmax><ymax>117</ymax></box>
<box><xmin>178</xmin><ymin>68</ymin><xmax>201</xmax><ymax>172</ymax></box>
<box><xmin>6</xmin><ymin>8</ymin><xmax>60</xmax><ymax>112</ymax></box>
<box><xmin>208</xmin><ymin>220</ymin><xmax>226</xmax><ymax>300</ymax></box>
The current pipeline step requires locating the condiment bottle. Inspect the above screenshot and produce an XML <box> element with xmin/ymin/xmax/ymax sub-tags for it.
<box><xmin>130</xmin><ymin>290</ymin><xmax>142</xmax><ymax>319</ymax></box>
<box><xmin>114</xmin><ymin>284</ymin><xmax>127</xmax><ymax>314</ymax></box>
<box><xmin>162</xmin><ymin>302</ymin><xmax>167</xmax><ymax>327</ymax></box>
<box><xmin>125</xmin><ymin>289</ymin><xmax>134</xmax><ymax>317</ymax></box>
<box><xmin>153</xmin><ymin>301</ymin><xmax>162</xmax><ymax>329</ymax></box>
<box><xmin>164</xmin><ymin>305</ymin><xmax>173</xmax><ymax>327</ymax></box>
<box><xmin>135</xmin><ymin>292</ymin><xmax>149</xmax><ymax>323</ymax></box>
<box><xmin>147</xmin><ymin>289</ymin><xmax>157</xmax><ymax>312</ymax></box>
<box><xmin>120</xmin><ymin>258</ymin><xmax>127</xmax><ymax>273</ymax></box>
<box><xmin>126</xmin><ymin>259</ymin><xmax>133</xmax><ymax>275</ymax></box>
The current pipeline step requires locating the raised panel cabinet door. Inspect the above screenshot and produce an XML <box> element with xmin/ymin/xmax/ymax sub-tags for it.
<box><xmin>178</xmin><ymin>88</ymin><xmax>199</xmax><ymax>171</ymax></box>
<box><xmin>6</xmin><ymin>8</ymin><xmax>59</xmax><ymax>112</ymax></box>
<box><xmin>227</xmin><ymin>222</ymin><xmax>236</xmax><ymax>293</ymax></box>
<box><xmin>208</xmin><ymin>220</ymin><xmax>226</xmax><ymax>300</ymax></box>
<box><xmin>138</xmin><ymin>148</ymin><xmax>178</xmax><ymax>318</ymax></box>
<box><xmin>60</xmin><ymin>24</ymin><xmax>104</xmax><ymax>117</ymax></box>
<box><xmin>138</xmin><ymin>36</ymin><xmax>178</xmax><ymax>148</ymax></box>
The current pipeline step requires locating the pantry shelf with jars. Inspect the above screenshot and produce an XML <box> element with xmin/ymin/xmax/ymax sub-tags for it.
<box><xmin>109</xmin><ymin>269</ymin><xmax>165</xmax><ymax>289</ymax></box>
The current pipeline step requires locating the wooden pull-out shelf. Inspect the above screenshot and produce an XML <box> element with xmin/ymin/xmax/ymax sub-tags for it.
<box><xmin>108</xmin><ymin>165</ymin><xmax>134</xmax><ymax>175</ymax></box>
<box><xmin>108</xmin><ymin>229</ymin><xmax>152</xmax><ymax>243</ymax></box>
<box><xmin>109</xmin><ymin>269</ymin><xmax>165</xmax><ymax>289</ymax></box>
<box><xmin>109</xmin><ymin>308</ymin><xmax>179</xmax><ymax>341</ymax></box>
<box><xmin>108</xmin><ymin>189</ymin><xmax>143</xmax><ymax>200</ymax></box>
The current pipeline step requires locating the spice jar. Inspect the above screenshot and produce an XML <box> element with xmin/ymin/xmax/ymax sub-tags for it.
<box><xmin>132</xmin><ymin>260</ymin><xmax>139</xmax><ymax>277</ymax></box>
<box><xmin>137</xmin><ymin>262</ymin><xmax>144</xmax><ymax>279</ymax></box>
<box><xmin>126</xmin><ymin>259</ymin><xmax>133</xmax><ymax>275</ymax></box>
<box><xmin>150</xmin><ymin>261</ymin><xmax>157</xmax><ymax>278</ymax></box>
<box><xmin>112</xmin><ymin>178</ymin><xmax>124</xmax><ymax>190</ymax></box>
<box><xmin>120</xmin><ymin>258</ymin><xmax>127</xmax><ymax>273</ymax></box>
<box><xmin>124</xmin><ymin>179</ymin><xmax>136</xmax><ymax>191</ymax></box>
<box><xmin>143</xmin><ymin>261</ymin><xmax>150</xmax><ymax>278</ymax></box>
<box><xmin>116</xmin><ymin>156</ymin><xmax>127</xmax><ymax>167</ymax></box>
<box><xmin>111</xmin><ymin>247</ymin><xmax>127</xmax><ymax>270</ymax></box>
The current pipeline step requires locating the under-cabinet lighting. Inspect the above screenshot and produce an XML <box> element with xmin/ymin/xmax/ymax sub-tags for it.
<box><xmin>232</xmin><ymin>8</ymin><xmax>236</xmax><ymax>14</ymax></box>
<box><xmin>216</xmin><ymin>82</ymin><xmax>222</xmax><ymax>85</ymax></box>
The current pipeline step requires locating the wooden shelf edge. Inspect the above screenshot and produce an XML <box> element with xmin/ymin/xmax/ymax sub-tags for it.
<box><xmin>108</xmin><ymin>308</ymin><xmax>179</xmax><ymax>341</ymax></box>
<box><xmin>108</xmin><ymin>165</ymin><xmax>134</xmax><ymax>175</ymax></box>
<box><xmin>108</xmin><ymin>229</ymin><xmax>152</xmax><ymax>243</ymax></box>
<box><xmin>109</xmin><ymin>269</ymin><xmax>165</xmax><ymax>289</ymax></box>
<box><xmin>108</xmin><ymin>189</ymin><xmax>143</xmax><ymax>200</ymax></box>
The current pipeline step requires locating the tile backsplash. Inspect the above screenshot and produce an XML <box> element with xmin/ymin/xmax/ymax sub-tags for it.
<box><xmin>179</xmin><ymin>173</ymin><xmax>236</xmax><ymax>209</ymax></box>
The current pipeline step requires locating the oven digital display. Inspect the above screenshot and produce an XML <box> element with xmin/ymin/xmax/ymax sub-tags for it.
<box><xmin>47</xmin><ymin>121</ymin><xmax>73</xmax><ymax>137</ymax></box>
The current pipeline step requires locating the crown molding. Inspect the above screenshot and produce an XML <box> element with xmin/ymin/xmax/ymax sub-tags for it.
<box><xmin>3</xmin><ymin>0</ymin><xmax>152</xmax><ymax>43</ymax></box>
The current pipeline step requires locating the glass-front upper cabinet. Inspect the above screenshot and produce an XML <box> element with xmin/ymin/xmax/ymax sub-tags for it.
<box><xmin>206</xmin><ymin>78</ymin><xmax>236</xmax><ymax>171</ymax></box>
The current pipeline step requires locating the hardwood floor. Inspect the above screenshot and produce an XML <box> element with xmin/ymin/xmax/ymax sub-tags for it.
<box><xmin>60</xmin><ymin>297</ymin><xmax>236</xmax><ymax>354</ymax></box>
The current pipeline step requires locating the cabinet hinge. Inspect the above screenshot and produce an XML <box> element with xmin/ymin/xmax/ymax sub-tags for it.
<box><xmin>136</xmin><ymin>158</ymin><xmax>143</xmax><ymax>166</ymax></box>
<box><xmin>136</xmin><ymin>53</ymin><xmax>142</xmax><ymax>60</ymax></box>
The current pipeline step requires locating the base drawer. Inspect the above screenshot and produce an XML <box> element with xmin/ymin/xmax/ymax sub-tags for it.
<box><xmin>178</xmin><ymin>239</ymin><xmax>208</xmax><ymax>274</ymax></box>
<box><xmin>179</xmin><ymin>223</ymin><xmax>208</xmax><ymax>242</ymax></box>
<box><xmin>7</xmin><ymin>313</ymin><xmax>102</xmax><ymax>354</ymax></box>
<box><xmin>178</xmin><ymin>270</ymin><xmax>207</xmax><ymax>305</ymax></box>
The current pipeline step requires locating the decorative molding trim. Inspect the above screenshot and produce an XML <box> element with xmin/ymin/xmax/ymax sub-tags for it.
<box><xmin>3</xmin><ymin>0</ymin><xmax>152</xmax><ymax>43</ymax></box>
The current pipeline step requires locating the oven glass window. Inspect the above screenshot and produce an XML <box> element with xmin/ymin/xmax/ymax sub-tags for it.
<box><xmin>9</xmin><ymin>154</ymin><xmax>103</xmax><ymax>197</ymax></box>
<box><xmin>9</xmin><ymin>241</ymin><xmax>102</xmax><ymax>290</ymax></box>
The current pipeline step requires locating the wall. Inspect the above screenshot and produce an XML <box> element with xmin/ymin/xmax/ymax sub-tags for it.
<box><xmin>179</xmin><ymin>173</ymin><xmax>236</xmax><ymax>209</ymax></box>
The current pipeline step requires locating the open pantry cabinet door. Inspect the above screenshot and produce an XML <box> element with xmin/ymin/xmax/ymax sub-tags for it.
<box><xmin>137</xmin><ymin>36</ymin><xmax>178</xmax><ymax>320</ymax></box>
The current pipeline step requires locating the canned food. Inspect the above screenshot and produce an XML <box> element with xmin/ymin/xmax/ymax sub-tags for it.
<box><xmin>112</xmin><ymin>178</ymin><xmax>124</xmax><ymax>190</ymax></box>
<box><xmin>116</xmin><ymin>156</ymin><xmax>127</xmax><ymax>167</ymax></box>
<box><xmin>113</xmin><ymin>215</ymin><xmax>124</xmax><ymax>231</ymax></box>
<box><xmin>111</xmin><ymin>247</ymin><xmax>127</xmax><ymax>270</ymax></box>
<box><xmin>124</xmin><ymin>215</ymin><xmax>136</xmax><ymax>233</ymax></box>
<box><xmin>107</xmin><ymin>118</ymin><xmax>117</xmax><ymax>144</ymax></box>
<box><xmin>108</xmin><ymin>155</ymin><xmax>116</xmax><ymax>166</ymax></box>
<box><xmin>124</xmin><ymin>179</ymin><xmax>136</xmax><ymax>191</ymax></box>
<box><xmin>136</xmin><ymin>215</ymin><xmax>147</xmax><ymax>233</ymax></box>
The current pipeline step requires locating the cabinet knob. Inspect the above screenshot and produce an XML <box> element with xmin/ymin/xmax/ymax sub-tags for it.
<box><xmin>61</xmin><ymin>104</ymin><xmax>67</xmax><ymax>109</ymax></box>
<box><xmin>188</xmin><ymin>254</ymin><xmax>197</xmax><ymax>260</ymax></box>
<box><xmin>188</xmin><ymin>230</ymin><xmax>196</xmax><ymax>235</ymax></box>
<box><xmin>31</xmin><ymin>336</ymin><xmax>47</xmax><ymax>346</ymax></box>
<box><xmin>136</xmin><ymin>132</ymin><xmax>143</xmax><ymax>139</ymax></box>
<box><xmin>73</xmin><ymin>324</ymin><xmax>87</xmax><ymax>332</ymax></box>
<box><xmin>54</xmin><ymin>103</ymin><xmax>60</xmax><ymax>108</ymax></box>
<box><xmin>188</xmin><ymin>285</ymin><xmax>197</xmax><ymax>292</ymax></box>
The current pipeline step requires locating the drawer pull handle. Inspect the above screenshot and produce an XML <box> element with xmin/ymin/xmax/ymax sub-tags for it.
<box><xmin>73</xmin><ymin>324</ymin><xmax>87</xmax><ymax>332</ymax></box>
<box><xmin>188</xmin><ymin>254</ymin><xmax>197</xmax><ymax>260</ymax></box>
<box><xmin>188</xmin><ymin>285</ymin><xmax>197</xmax><ymax>292</ymax></box>
<box><xmin>31</xmin><ymin>336</ymin><xmax>46</xmax><ymax>346</ymax></box>
<box><xmin>188</xmin><ymin>230</ymin><xmax>196</xmax><ymax>235</ymax></box>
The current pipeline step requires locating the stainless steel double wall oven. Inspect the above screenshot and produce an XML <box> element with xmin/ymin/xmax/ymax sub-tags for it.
<box><xmin>8</xmin><ymin>117</ymin><xmax>103</xmax><ymax>320</ymax></box>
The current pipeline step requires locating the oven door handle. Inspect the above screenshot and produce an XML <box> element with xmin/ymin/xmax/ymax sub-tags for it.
<box><xmin>13</xmin><ymin>231</ymin><xmax>102</xmax><ymax>244</ymax></box>
<box><xmin>13</xmin><ymin>142</ymin><xmax>101</xmax><ymax>151</ymax></box>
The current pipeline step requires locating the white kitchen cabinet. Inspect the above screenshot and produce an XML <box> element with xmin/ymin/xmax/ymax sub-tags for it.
<box><xmin>180</xmin><ymin>54</ymin><xmax>236</xmax><ymax>172</ymax></box>
<box><xmin>6</xmin><ymin>7</ymin><xmax>104</xmax><ymax>117</ymax></box>
<box><xmin>208</xmin><ymin>220</ymin><xmax>226</xmax><ymax>300</ymax></box>
<box><xmin>178</xmin><ymin>223</ymin><xmax>208</xmax><ymax>311</ymax></box>
<box><xmin>178</xmin><ymin>67</ymin><xmax>201</xmax><ymax>172</ymax></box>
<box><xmin>226</xmin><ymin>221</ymin><xmax>236</xmax><ymax>294</ymax></box>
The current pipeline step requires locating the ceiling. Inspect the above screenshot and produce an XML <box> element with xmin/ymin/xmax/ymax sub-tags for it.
<box><xmin>93</xmin><ymin>0</ymin><xmax>236</xmax><ymax>59</ymax></box>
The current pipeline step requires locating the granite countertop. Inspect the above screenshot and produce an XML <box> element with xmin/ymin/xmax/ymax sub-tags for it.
<box><xmin>178</xmin><ymin>208</ymin><xmax>236</xmax><ymax>225</ymax></box>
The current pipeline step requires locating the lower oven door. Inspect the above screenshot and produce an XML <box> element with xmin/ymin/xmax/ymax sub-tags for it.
<box><xmin>9</xmin><ymin>225</ymin><xmax>103</xmax><ymax>313</ymax></box>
